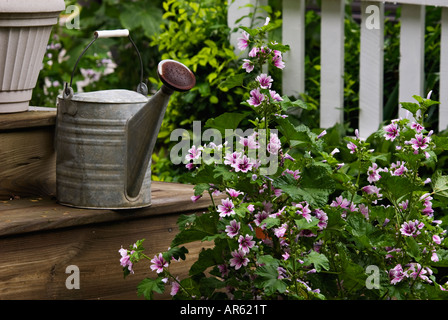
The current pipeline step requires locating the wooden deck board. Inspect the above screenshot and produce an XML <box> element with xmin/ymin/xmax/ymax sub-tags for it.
<box><xmin>0</xmin><ymin>181</ymin><xmax>215</xmax><ymax>300</ymax></box>
<box><xmin>0</xmin><ymin>181</ymin><xmax>211</xmax><ymax>237</ymax></box>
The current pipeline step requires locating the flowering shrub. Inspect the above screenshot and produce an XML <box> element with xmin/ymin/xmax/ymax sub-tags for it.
<box><xmin>119</xmin><ymin>22</ymin><xmax>448</xmax><ymax>300</ymax></box>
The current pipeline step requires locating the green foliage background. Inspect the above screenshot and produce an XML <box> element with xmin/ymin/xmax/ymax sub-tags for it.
<box><xmin>32</xmin><ymin>0</ymin><xmax>445</xmax><ymax>181</ymax></box>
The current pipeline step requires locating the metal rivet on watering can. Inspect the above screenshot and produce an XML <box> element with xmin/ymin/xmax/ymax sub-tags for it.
<box><xmin>55</xmin><ymin>30</ymin><xmax>195</xmax><ymax>210</ymax></box>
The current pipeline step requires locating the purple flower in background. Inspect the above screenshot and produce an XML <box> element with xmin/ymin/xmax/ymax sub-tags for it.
<box><xmin>384</xmin><ymin>122</ymin><xmax>399</xmax><ymax>141</ymax></box>
<box><xmin>229</xmin><ymin>250</ymin><xmax>249</xmax><ymax>270</ymax></box>
<box><xmin>272</xmin><ymin>50</ymin><xmax>285</xmax><ymax>69</ymax></box>
<box><xmin>367</xmin><ymin>163</ymin><xmax>381</xmax><ymax>183</ymax></box>
<box><xmin>347</xmin><ymin>141</ymin><xmax>357</xmax><ymax>154</ymax></box>
<box><xmin>217</xmin><ymin>198</ymin><xmax>235</xmax><ymax>217</ymax></box>
<box><xmin>242</xmin><ymin>59</ymin><xmax>254</xmax><ymax>73</ymax></box>
<box><xmin>225</xmin><ymin>219</ymin><xmax>241</xmax><ymax>238</ymax></box>
<box><xmin>150</xmin><ymin>253</ymin><xmax>168</xmax><ymax>274</ymax></box>
<box><xmin>237</xmin><ymin>31</ymin><xmax>250</xmax><ymax>51</ymax></box>
<box><xmin>409</xmin><ymin>133</ymin><xmax>430</xmax><ymax>154</ymax></box>
<box><xmin>247</xmin><ymin>88</ymin><xmax>265</xmax><ymax>107</ymax></box>
<box><xmin>238</xmin><ymin>234</ymin><xmax>255</xmax><ymax>254</ymax></box>
<box><xmin>256</xmin><ymin>73</ymin><xmax>273</xmax><ymax>89</ymax></box>
<box><xmin>400</xmin><ymin>220</ymin><xmax>424</xmax><ymax>237</ymax></box>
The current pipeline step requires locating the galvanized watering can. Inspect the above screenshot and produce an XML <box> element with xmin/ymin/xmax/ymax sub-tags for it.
<box><xmin>56</xmin><ymin>30</ymin><xmax>195</xmax><ymax>209</ymax></box>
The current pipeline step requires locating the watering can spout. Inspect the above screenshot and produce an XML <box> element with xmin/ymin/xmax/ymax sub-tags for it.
<box><xmin>126</xmin><ymin>60</ymin><xmax>195</xmax><ymax>199</ymax></box>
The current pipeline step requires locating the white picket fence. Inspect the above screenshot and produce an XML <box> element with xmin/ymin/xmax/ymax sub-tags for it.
<box><xmin>228</xmin><ymin>0</ymin><xmax>448</xmax><ymax>138</ymax></box>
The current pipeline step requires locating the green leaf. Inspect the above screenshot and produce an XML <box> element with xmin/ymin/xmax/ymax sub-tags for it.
<box><xmin>171</xmin><ymin>212</ymin><xmax>219</xmax><ymax>247</ymax></box>
<box><xmin>204</xmin><ymin>112</ymin><xmax>248</xmax><ymax>135</ymax></box>
<box><xmin>274</xmin><ymin>163</ymin><xmax>335</xmax><ymax>207</ymax></box>
<box><xmin>432</xmin><ymin>170</ymin><xmax>448</xmax><ymax>198</ymax></box>
<box><xmin>163</xmin><ymin>246</ymin><xmax>189</xmax><ymax>262</ymax></box>
<box><xmin>400</xmin><ymin>102</ymin><xmax>420</xmax><ymax>115</ymax></box>
<box><xmin>303</xmin><ymin>251</ymin><xmax>330</xmax><ymax>272</ymax></box>
<box><xmin>254</xmin><ymin>265</ymin><xmax>287</xmax><ymax>295</ymax></box>
<box><xmin>405</xmin><ymin>236</ymin><xmax>421</xmax><ymax>261</ymax></box>
<box><xmin>137</xmin><ymin>277</ymin><xmax>165</xmax><ymax>300</ymax></box>
<box><xmin>218</xmin><ymin>73</ymin><xmax>245</xmax><ymax>90</ymax></box>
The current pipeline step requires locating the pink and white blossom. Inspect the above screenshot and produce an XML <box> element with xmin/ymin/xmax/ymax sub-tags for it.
<box><xmin>229</xmin><ymin>250</ymin><xmax>249</xmax><ymax>270</ymax></box>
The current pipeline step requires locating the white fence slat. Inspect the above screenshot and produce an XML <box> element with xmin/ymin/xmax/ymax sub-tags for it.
<box><xmin>359</xmin><ymin>1</ymin><xmax>385</xmax><ymax>138</ymax></box>
<box><xmin>398</xmin><ymin>4</ymin><xmax>425</xmax><ymax>120</ymax></box>
<box><xmin>440</xmin><ymin>7</ymin><xmax>448</xmax><ymax>132</ymax></box>
<box><xmin>282</xmin><ymin>0</ymin><xmax>305</xmax><ymax>97</ymax></box>
<box><xmin>366</xmin><ymin>0</ymin><xmax>448</xmax><ymax>7</ymax></box>
<box><xmin>320</xmin><ymin>0</ymin><xmax>345</xmax><ymax>128</ymax></box>
<box><xmin>227</xmin><ymin>0</ymin><xmax>267</xmax><ymax>54</ymax></box>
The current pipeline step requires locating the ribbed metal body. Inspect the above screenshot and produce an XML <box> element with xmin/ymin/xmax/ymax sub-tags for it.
<box><xmin>56</xmin><ymin>89</ymin><xmax>152</xmax><ymax>209</ymax></box>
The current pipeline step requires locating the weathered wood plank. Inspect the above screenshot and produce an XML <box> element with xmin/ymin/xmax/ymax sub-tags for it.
<box><xmin>0</xmin><ymin>181</ymin><xmax>212</xmax><ymax>237</ymax></box>
<box><xmin>0</xmin><ymin>107</ymin><xmax>56</xmax><ymax>130</ymax></box>
<box><xmin>0</xmin><ymin>209</ymin><xmax>212</xmax><ymax>300</ymax></box>
<box><xmin>359</xmin><ymin>1</ymin><xmax>384</xmax><ymax>138</ymax></box>
<box><xmin>320</xmin><ymin>0</ymin><xmax>345</xmax><ymax>128</ymax></box>
<box><xmin>0</xmin><ymin>126</ymin><xmax>56</xmax><ymax>199</ymax></box>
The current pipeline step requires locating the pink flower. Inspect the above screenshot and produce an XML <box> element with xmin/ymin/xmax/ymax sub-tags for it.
<box><xmin>274</xmin><ymin>223</ymin><xmax>288</xmax><ymax>238</ymax></box>
<box><xmin>315</xmin><ymin>209</ymin><xmax>328</xmax><ymax>230</ymax></box>
<box><xmin>269</xmin><ymin>90</ymin><xmax>283</xmax><ymax>101</ymax></box>
<box><xmin>237</xmin><ymin>31</ymin><xmax>250</xmax><ymax>51</ymax></box>
<box><xmin>367</xmin><ymin>163</ymin><xmax>381</xmax><ymax>183</ymax></box>
<box><xmin>384</xmin><ymin>122</ymin><xmax>399</xmax><ymax>141</ymax></box>
<box><xmin>229</xmin><ymin>250</ymin><xmax>249</xmax><ymax>270</ymax></box>
<box><xmin>242</xmin><ymin>59</ymin><xmax>254</xmax><ymax>73</ymax></box>
<box><xmin>431</xmin><ymin>251</ymin><xmax>439</xmax><ymax>262</ymax></box>
<box><xmin>170</xmin><ymin>277</ymin><xmax>180</xmax><ymax>296</ymax></box>
<box><xmin>239</xmin><ymin>134</ymin><xmax>259</xmax><ymax>149</ymax></box>
<box><xmin>238</xmin><ymin>234</ymin><xmax>255</xmax><ymax>254</ymax></box>
<box><xmin>390</xmin><ymin>161</ymin><xmax>407</xmax><ymax>176</ymax></box>
<box><xmin>254</xmin><ymin>210</ymin><xmax>269</xmax><ymax>228</ymax></box>
<box><xmin>407</xmin><ymin>263</ymin><xmax>432</xmax><ymax>283</ymax></box>
<box><xmin>225</xmin><ymin>219</ymin><xmax>241</xmax><ymax>238</ymax></box>
<box><xmin>218</xmin><ymin>264</ymin><xmax>229</xmax><ymax>277</ymax></box>
<box><xmin>185</xmin><ymin>145</ymin><xmax>202</xmax><ymax>161</ymax></box>
<box><xmin>400</xmin><ymin>220</ymin><xmax>424</xmax><ymax>237</ymax></box>
<box><xmin>282</xmin><ymin>169</ymin><xmax>301</xmax><ymax>180</ymax></box>
<box><xmin>296</xmin><ymin>202</ymin><xmax>312</xmax><ymax>222</ymax></box>
<box><xmin>362</xmin><ymin>185</ymin><xmax>382</xmax><ymax>199</ymax></box>
<box><xmin>359</xmin><ymin>204</ymin><xmax>369</xmax><ymax>220</ymax></box>
<box><xmin>191</xmin><ymin>195</ymin><xmax>202</xmax><ymax>202</ymax></box>
<box><xmin>411</xmin><ymin>122</ymin><xmax>424</xmax><ymax>133</ymax></box>
<box><xmin>267</xmin><ymin>132</ymin><xmax>281</xmax><ymax>155</ymax></box>
<box><xmin>331</xmin><ymin>196</ymin><xmax>350</xmax><ymax>209</ymax></box>
<box><xmin>233</xmin><ymin>155</ymin><xmax>254</xmax><ymax>173</ymax></box>
<box><xmin>150</xmin><ymin>253</ymin><xmax>168</xmax><ymax>273</ymax></box>
<box><xmin>256</xmin><ymin>73</ymin><xmax>273</xmax><ymax>89</ymax></box>
<box><xmin>347</xmin><ymin>141</ymin><xmax>357</xmax><ymax>154</ymax></box>
<box><xmin>226</xmin><ymin>188</ymin><xmax>243</xmax><ymax>198</ymax></box>
<box><xmin>317</xmin><ymin>130</ymin><xmax>327</xmax><ymax>139</ymax></box>
<box><xmin>119</xmin><ymin>247</ymin><xmax>134</xmax><ymax>274</ymax></box>
<box><xmin>433</xmin><ymin>235</ymin><xmax>442</xmax><ymax>245</ymax></box>
<box><xmin>389</xmin><ymin>264</ymin><xmax>405</xmax><ymax>285</ymax></box>
<box><xmin>249</xmin><ymin>46</ymin><xmax>259</xmax><ymax>58</ymax></box>
<box><xmin>272</xmin><ymin>50</ymin><xmax>285</xmax><ymax>69</ymax></box>
<box><xmin>224</xmin><ymin>151</ymin><xmax>241</xmax><ymax>166</ymax></box>
<box><xmin>217</xmin><ymin>198</ymin><xmax>235</xmax><ymax>217</ymax></box>
<box><xmin>247</xmin><ymin>88</ymin><xmax>265</xmax><ymax>107</ymax></box>
<box><xmin>409</xmin><ymin>133</ymin><xmax>430</xmax><ymax>154</ymax></box>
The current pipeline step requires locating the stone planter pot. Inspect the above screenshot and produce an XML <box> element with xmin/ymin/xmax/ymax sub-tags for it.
<box><xmin>0</xmin><ymin>0</ymin><xmax>65</xmax><ymax>113</ymax></box>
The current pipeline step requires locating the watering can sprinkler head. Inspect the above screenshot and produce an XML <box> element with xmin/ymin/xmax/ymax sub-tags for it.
<box><xmin>157</xmin><ymin>59</ymin><xmax>196</xmax><ymax>94</ymax></box>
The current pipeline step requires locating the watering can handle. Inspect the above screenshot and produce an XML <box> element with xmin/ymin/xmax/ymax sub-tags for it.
<box><xmin>64</xmin><ymin>29</ymin><xmax>148</xmax><ymax>98</ymax></box>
